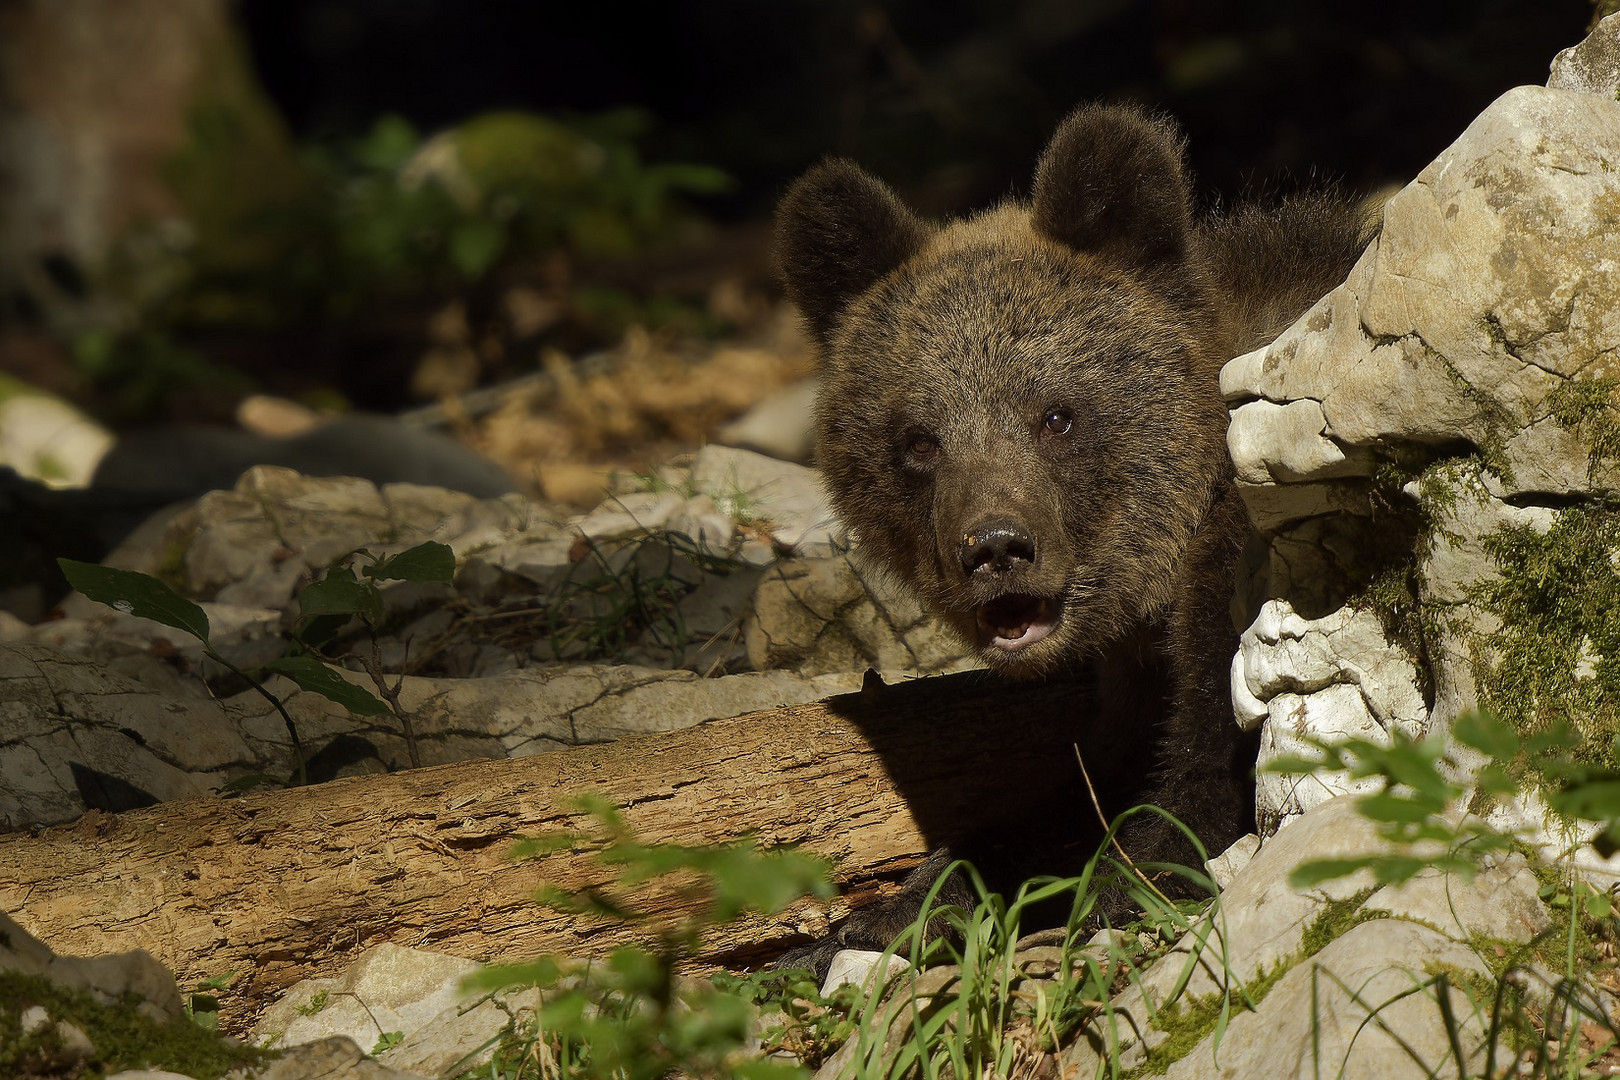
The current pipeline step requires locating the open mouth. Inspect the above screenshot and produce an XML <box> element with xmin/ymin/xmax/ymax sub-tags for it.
<box><xmin>975</xmin><ymin>593</ymin><xmax>1059</xmax><ymax>652</ymax></box>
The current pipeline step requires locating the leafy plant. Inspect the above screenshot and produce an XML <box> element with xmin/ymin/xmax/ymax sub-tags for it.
<box><xmin>1264</xmin><ymin>710</ymin><xmax>1620</xmax><ymax>890</ymax></box>
<box><xmin>58</xmin><ymin>539</ymin><xmax>454</xmax><ymax>781</ymax></box>
<box><xmin>182</xmin><ymin>973</ymin><xmax>235</xmax><ymax>1033</ymax></box>
<box><xmin>174</xmin><ymin>108</ymin><xmax>732</xmax><ymax>328</ymax></box>
<box><xmin>458</xmin><ymin>796</ymin><xmax>833</xmax><ymax>1080</ymax></box>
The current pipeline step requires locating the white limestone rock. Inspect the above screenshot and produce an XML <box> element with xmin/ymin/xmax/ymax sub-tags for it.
<box><xmin>1548</xmin><ymin>12</ymin><xmax>1620</xmax><ymax>97</ymax></box>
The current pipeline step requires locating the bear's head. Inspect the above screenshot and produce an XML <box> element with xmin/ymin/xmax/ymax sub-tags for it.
<box><xmin>775</xmin><ymin>105</ymin><xmax>1237</xmax><ymax>676</ymax></box>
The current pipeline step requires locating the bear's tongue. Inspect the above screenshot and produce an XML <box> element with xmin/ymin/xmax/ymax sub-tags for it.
<box><xmin>976</xmin><ymin>594</ymin><xmax>1057</xmax><ymax>651</ymax></box>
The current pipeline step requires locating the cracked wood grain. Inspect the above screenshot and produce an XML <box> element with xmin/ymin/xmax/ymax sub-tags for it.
<box><xmin>0</xmin><ymin>666</ymin><xmax>1106</xmax><ymax>1035</ymax></box>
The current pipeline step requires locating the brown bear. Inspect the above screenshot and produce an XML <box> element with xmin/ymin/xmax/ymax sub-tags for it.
<box><xmin>773</xmin><ymin>103</ymin><xmax>1371</xmax><ymax>954</ymax></box>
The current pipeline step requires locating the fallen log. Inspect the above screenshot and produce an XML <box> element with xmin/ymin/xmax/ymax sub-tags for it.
<box><xmin>0</xmin><ymin>667</ymin><xmax>1121</xmax><ymax>1033</ymax></box>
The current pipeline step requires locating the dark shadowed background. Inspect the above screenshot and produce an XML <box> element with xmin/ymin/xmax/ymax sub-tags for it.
<box><xmin>0</xmin><ymin>0</ymin><xmax>1602</xmax><ymax>429</ymax></box>
<box><xmin>239</xmin><ymin>0</ymin><xmax>1594</xmax><ymax>213</ymax></box>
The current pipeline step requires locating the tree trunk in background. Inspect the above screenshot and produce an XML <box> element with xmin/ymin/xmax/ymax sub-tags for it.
<box><xmin>0</xmin><ymin>668</ymin><xmax>1117</xmax><ymax>1036</ymax></box>
<box><xmin>0</xmin><ymin>0</ymin><xmax>297</xmax><ymax>328</ymax></box>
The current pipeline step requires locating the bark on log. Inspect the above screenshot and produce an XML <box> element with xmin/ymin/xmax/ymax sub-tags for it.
<box><xmin>0</xmin><ymin>668</ymin><xmax>1119</xmax><ymax>1033</ymax></box>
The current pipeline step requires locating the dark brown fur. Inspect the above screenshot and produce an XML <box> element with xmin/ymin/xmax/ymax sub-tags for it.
<box><xmin>773</xmin><ymin>104</ymin><xmax>1370</xmax><ymax>962</ymax></box>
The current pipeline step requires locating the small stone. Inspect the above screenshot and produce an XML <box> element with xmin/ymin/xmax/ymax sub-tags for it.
<box><xmin>1206</xmin><ymin>833</ymin><xmax>1261</xmax><ymax>891</ymax></box>
<box><xmin>820</xmin><ymin>949</ymin><xmax>911</xmax><ymax>997</ymax></box>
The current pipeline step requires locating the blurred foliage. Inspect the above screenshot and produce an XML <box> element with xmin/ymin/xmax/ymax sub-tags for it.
<box><xmin>78</xmin><ymin>104</ymin><xmax>731</xmax><ymax>417</ymax></box>
<box><xmin>161</xmin><ymin>107</ymin><xmax>730</xmax><ymax>328</ymax></box>
<box><xmin>71</xmin><ymin>329</ymin><xmax>256</xmax><ymax>424</ymax></box>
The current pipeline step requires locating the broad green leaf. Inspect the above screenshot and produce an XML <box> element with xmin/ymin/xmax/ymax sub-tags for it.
<box><xmin>1475</xmin><ymin>762</ymin><xmax>1518</xmax><ymax>799</ymax></box>
<box><xmin>707</xmin><ymin>846</ymin><xmax>834</xmax><ymax>919</ymax></box>
<box><xmin>1452</xmin><ymin>710</ymin><xmax>1519</xmax><ymax>760</ymax></box>
<box><xmin>58</xmin><ymin>559</ymin><xmax>210</xmax><ymax>642</ymax></box>
<box><xmin>1549</xmin><ymin>776</ymin><xmax>1620</xmax><ymax>826</ymax></box>
<box><xmin>297</xmin><ymin>571</ymin><xmax>385</xmax><ymax>626</ymax></box>
<box><xmin>266</xmin><ymin>656</ymin><xmax>391</xmax><ymax>716</ymax></box>
<box><xmin>1260</xmin><ymin>753</ymin><xmax>1335</xmax><ymax>775</ymax></box>
<box><xmin>460</xmin><ymin>957</ymin><xmax>564</xmax><ymax>994</ymax></box>
<box><xmin>731</xmin><ymin>1058</ymin><xmax>811</xmax><ymax>1080</ymax></box>
<box><xmin>1287</xmin><ymin>857</ymin><xmax>1375</xmax><ymax>889</ymax></box>
<box><xmin>294</xmin><ymin>612</ymin><xmax>348</xmax><ymax>650</ymax></box>
<box><xmin>1362</xmin><ymin>736</ymin><xmax>1455</xmax><ymax>802</ymax></box>
<box><xmin>1357</xmin><ymin>790</ymin><xmax>1449</xmax><ymax>826</ymax></box>
<box><xmin>366</xmin><ymin>541</ymin><xmax>454</xmax><ymax>584</ymax></box>
<box><xmin>1369</xmin><ymin>854</ymin><xmax>1430</xmax><ymax>886</ymax></box>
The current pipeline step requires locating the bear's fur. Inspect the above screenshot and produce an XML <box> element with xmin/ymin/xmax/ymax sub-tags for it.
<box><xmin>773</xmin><ymin>104</ymin><xmax>1370</xmax><ymax>935</ymax></box>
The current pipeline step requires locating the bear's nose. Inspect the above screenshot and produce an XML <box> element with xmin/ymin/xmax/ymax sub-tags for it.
<box><xmin>959</xmin><ymin>521</ymin><xmax>1037</xmax><ymax>575</ymax></box>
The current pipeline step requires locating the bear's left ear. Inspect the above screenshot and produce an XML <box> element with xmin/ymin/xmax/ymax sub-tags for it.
<box><xmin>1030</xmin><ymin>103</ymin><xmax>1193</xmax><ymax>267</ymax></box>
<box><xmin>773</xmin><ymin>159</ymin><xmax>932</xmax><ymax>346</ymax></box>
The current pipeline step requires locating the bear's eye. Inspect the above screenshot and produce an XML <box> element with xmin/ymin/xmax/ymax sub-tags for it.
<box><xmin>1041</xmin><ymin>408</ymin><xmax>1074</xmax><ymax>436</ymax></box>
<box><xmin>902</xmin><ymin>429</ymin><xmax>940</xmax><ymax>461</ymax></box>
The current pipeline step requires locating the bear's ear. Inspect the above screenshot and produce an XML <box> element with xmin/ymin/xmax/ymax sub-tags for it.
<box><xmin>1030</xmin><ymin>104</ymin><xmax>1193</xmax><ymax>267</ymax></box>
<box><xmin>773</xmin><ymin>159</ymin><xmax>931</xmax><ymax>345</ymax></box>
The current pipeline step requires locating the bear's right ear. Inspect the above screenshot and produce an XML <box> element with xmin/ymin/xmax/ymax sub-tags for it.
<box><xmin>773</xmin><ymin>159</ymin><xmax>931</xmax><ymax>346</ymax></box>
<box><xmin>1030</xmin><ymin>103</ymin><xmax>1194</xmax><ymax>268</ymax></box>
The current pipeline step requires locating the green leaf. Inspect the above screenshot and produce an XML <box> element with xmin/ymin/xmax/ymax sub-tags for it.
<box><xmin>1261</xmin><ymin>753</ymin><xmax>1334</xmax><ymax>775</ymax></box>
<box><xmin>356</xmin><ymin>114</ymin><xmax>419</xmax><ymax>172</ymax></box>
<box><xmin>298</xmin><ymin>570</ymin><xmax>385</xmax><ymax>626</ymax></box>
<box><xmin>1549</xmin><ymin>776</ymin><xmax>1620</xmax><ymax>827</ymax></box>
<box><xmin>460</xmin><ymin>958</ymin><xmax>565</xmax><ymax>995</ymax></box>
<box><xmin>706</xmin><ymin>846</ymin><xmax>834</xmax><ymax>920</ymax></box>
<box><xmin>1452</xmin><ymin>710</ymin><xmax>1520</xmax><ymax>760</ymax></box>
<box><xmin>731</xmin><ymin>1059</ymin><xmax>811</xmax><ymax>1080</ymax></box>
<box><xmin>1369</xmin><ymin>854</ymin><xmax>1430</xmax><ymax>886</ymax></box>
<box><xmin>266</xmin><ymin>656</ymin><xmax>391</xmax><ymax>716</ymax></box>
<box><xmin>1288</xmin><ymin>857</ymin><xmax>1375</xmax><ymax>889</ymax></box>
<box><xmin>366</xmin><ymin>541</ymin><xmax>455</xmax><ymax>584</ymax></box>
<box><xmin>1475</xmin><ymin>762</ymin><xmax>1519</xmax><ymax>800</ymax></box>
<box><xmin>448</xmin><ymin>218</ymin><xmax>505</xmax><ymax>278</ymax></box>
<box><xmin>58</xmin><ymin>559</ymin><xmax>210</xmax><ymax>642</ymax></box>
<box><xmin>1357</xmin><ymin>790</ymin><xmax>1446</xmax><ymax>826</ymax></box>
<box><xmin>294</xmin><ymin>612</ymin><xmax>349</xmax><ymax>650</ymax></box>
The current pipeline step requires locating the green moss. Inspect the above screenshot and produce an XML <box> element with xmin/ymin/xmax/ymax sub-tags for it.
<box><xmin>0</xmin><ymin>970</ymin><xmax>271</xmax><ymax>1079</ymax></box>
<box><xmin>1468</xmin><ymin>502</ymin><xmax>1620</xmax><ymax>765</ymax></box>
<box><xmin>1346</xmin><ymin>456</ymin><xmax>1467</xmax><ymax>692</ymax></box>
<box><xmin>1129</xmin><ymin>890</ymin><xmax>1385</xmax><ymax>1074</ymax></box>
<box><xmin>1443</xmin><ymin>325</ymin><xmax>1519</xmax><ymax>484</ymax></box>
<box><xmin>296</xmin><ymin>987</ymin><xmax>330</xmax><ymax>1016</ymax></box>
<box><xmin>1298</xmin><ymin>888</ymin><xmax>1384</xmax><ymax>956</ymax></box>
<box><xmin>1547</xmin><ymin>375</ymin><xmax>1620</xmax><ymax>477</ymax></box>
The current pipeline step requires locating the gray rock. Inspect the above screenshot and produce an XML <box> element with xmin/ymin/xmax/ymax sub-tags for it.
<box><xmin>0</xmin><ymin>639</ymin><xmax>870</xmax><ymax>828</ymax></box>
<box><xmin>744</xmin><ymin>555</ymin><xmax>975</xmax><ymax>677</ymax></box>
<box><xmin>573</xmin><ymin>489</ymin><xmax>685</xmax><ymax>542</ymax></box>
<box><xmin>665</xmin><ymin>493</ymin><xmax>737</xmax><ymax>556</ymax></box>
<box><xmin>1548</xmin><ymin>13</ymin><xmax>1620</xmax><ymax>97</ymax></box>
<box><xmin>1223</xmin><ymin>84</ymin><xmax>1620</xmax><ymax>498</ymax></box>
<box><xmin>1</xmin><ymin>911</ymin><xmax>183</xmax><ymax>1024</ymax></box>
<box><xmin>0</xmin><ymin>391</ymin><xmax>113</xmax><ymax>488</ymax></box>
<box><xmin>714</xmin><ymin>377</ymin><xmax>819</xmax><ymax>464</ymax></box>
<box><xmin>689</xmin><ymin>445</ymin><xmax>843</xmax><ymax>555</ymax></box>
<box><xmin>1063</xmin><ymin>796</ymin><xmax>1548</xmax><ymax>1075</ymax></box>
<box><xmin>819</xmin><ymin>950</ymin><xmax>911</xmax><ymax>998</ymax></box>
<box><xmin>1222</xmin><ymin>78</ymin><xmax>1620</xmax><ymax>850</ymax></box>
<box><xmin>1162</xmin><ymin>921</ymin><xmax>1501</xmax><ymax>1080</ymax></box>
<box><xmin>254</xmin><ymin>943</ymin><xmax>518</xmax><ymax>1076</ymax></box>
<box><xmin>226</xmin><ymin>1035</ymin><xmax>429</xmax><ymax>1080</ymax></box>
<box><xmin>1236</xmin><ymin>600</ymin><xmax>1429</xmax><ymax>829</ymax></box>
